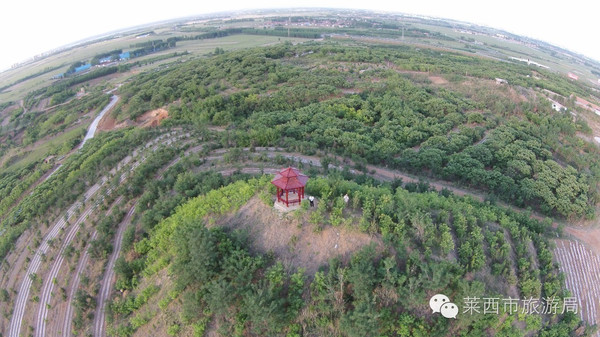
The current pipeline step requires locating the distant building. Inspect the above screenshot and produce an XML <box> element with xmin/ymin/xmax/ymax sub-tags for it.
<box><xmin>74</xmin><ymin>64</ymin><xmax>91</xmax><ymax>73</ymax></box>
<box><xmin>495</xmin><ymin>78</ymin><xmax>508</xmax><ymax>85</ymax></box>
<box><xmin>568</xmin><ymin>72</ymin><xmax>579</xmax><ymax>81</ymax></box>
<box><xmin>509</xmin><ymin>56</ymin><xmax>550</xmax><ymax>69</ymax></box>
<box><xmin>99</xmin><ymin>56</ymin><xmax>112</xmax><ymax>64</ymax></box>
<box><xmin>119</xmin><ymin>52</ymin><xmax>130</xmax><ymax>60</ymax></box>
<box><xmin>550</xmin><ymin>101</ymin><xmax>565</xmax><ymax>112</ymax></box>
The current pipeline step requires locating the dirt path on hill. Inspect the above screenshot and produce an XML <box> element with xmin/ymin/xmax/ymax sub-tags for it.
<box><xmin>1</xmin><ymin>132</ymin><xmax>186</xmax><ymax>337</ymax></box>
<box><xmin>6</xmin><ymin>183</ymin><xmax>103</xmax><ymax>337</ymax></box>
<box><xmin>6</xmin><ymin>136</ymin><xmax>599</xmax><ymax>337</ymax></box>
<box><xmin>93</xmin><ymin>204</ymin><xmax>136</xmax><ymax>337</ymax></box>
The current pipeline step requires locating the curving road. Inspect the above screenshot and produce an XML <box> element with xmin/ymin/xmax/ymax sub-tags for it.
<box><xmin>80</xmin><ymin>95</ymin><xmax>119</xmax><ymax>149</ymax></box>
<box><xmin>39</xmin><ymin>196</ymin><xmax>123</xmax><ymax>337</ymax></box>
<box><xmin>51</xmin><ymin>133</ymin><xmax>188</xmax><ymax>337</ymax></box>
<box><xmin>40</xmin><ymin>94</ymin><xmax>120</xmax><ymax>187</ymax></box>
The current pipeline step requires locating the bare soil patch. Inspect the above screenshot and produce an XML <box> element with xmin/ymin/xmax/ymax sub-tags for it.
<box><xmin>97</xmin><ymin>110</ymin><xmax>133</xmax><ymax>132</ymax></box>
<box><xmin>131</xmin><ymin>269</ymin><xmax>173</xmax><ymax>337</ymax></box>
<box><xmin>137</xmin><ymin>108</ymin><xmax>169</xmax><ymax>128</ymax></box>
<box><xmin>341</xmin><ymin>88</ymin><xmax>363</xmax><ymax>94</ymax></box>
<box><xmin>213</xmin><ymin>195</ymin><xmax>382</xmax><ymax>275</ymax></box>
<box><xmin>98</xmin><ymin>107</ymin><xmax>168</xmax><ymax>132</ymax></box>
<box><xmin>429</xmin><ymin>76</ymin><xmax>448</xmax><ymax>85</ymax></box>
<box><xmin>96</xmin><ymin>110</ymin><xmax>119</xmax><ymax>131</ymax></box>
<box><xmin>575</xmin><ymin>96</ymin><xmax>600</xmax><ymax>112</ymax></box>
<box><xmin>564</xmin><ymin>225</ymin><xmax>600</xmax><ymax>258</ymax></box>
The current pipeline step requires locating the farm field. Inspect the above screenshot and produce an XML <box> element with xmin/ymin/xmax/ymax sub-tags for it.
<box><xmin>554</xmin><ymin>240</ymin><xmax>600</xmax><ymax>328</ymax></box>
<box><xmin>0</xmin><ymin>32</ymin><xmax>310</xmax><ymax>104</ymax></box>
<box><xmin>409</xmin><ymin>22</ymin><xmax>599</xmax><ymax>83</ymax></box>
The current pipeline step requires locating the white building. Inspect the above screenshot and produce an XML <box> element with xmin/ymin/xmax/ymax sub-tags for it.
<box><xmin>509</xmin><ymin>56</ymin><xmax>550</xmax><ymax>69</ymax></box>
<box><xmin>551</xmin><ymin>102</ymin><xmax>564</xmax><ymax>112</ymax></box>
<box><xmin>548</xmin><ymin>98</ymin><xmax>565</xmax><ymax>112</ymax></box>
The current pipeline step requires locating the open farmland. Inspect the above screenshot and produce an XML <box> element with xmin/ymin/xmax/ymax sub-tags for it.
<box><xmin>0</xmin><ymin>31</ymin><xmax>311</xmax><ymax>104</ymax></box>
<box><xmin>555</xmin><ymin>240</ymin><xmax>600</xmax><ymax>330</ymax></box>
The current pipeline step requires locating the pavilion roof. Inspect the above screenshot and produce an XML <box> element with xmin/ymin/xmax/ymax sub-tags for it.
<box><xmin>271</xmin><ymin>167</ymin><xmax>308</xmax><ymax>190</ymax></box>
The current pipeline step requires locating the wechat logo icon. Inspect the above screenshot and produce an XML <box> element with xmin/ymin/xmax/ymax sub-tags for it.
<box><xmin>429</xmin><ymin>294</ymin><xmax>458</xmax><ymax>319</ymax></box>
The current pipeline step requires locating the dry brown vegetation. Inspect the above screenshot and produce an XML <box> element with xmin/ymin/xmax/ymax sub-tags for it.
<box><xmin>213</xmin><ymin>195</ymin><xmax>383</xmax><ymax>275</ymax></box>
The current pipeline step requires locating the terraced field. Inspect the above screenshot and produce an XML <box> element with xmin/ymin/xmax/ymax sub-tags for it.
<box><xmin>2</xmin><ymin>131</ymin><xmax>189</xmax><ymax>337</ymax></box>
<box><xmin>554</xmin><ymin>240</ymin><xmax>600</xmax><ymax>326</ymax></box>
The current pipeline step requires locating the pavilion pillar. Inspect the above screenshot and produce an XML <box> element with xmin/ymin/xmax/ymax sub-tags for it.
<box><xmin>286</xmin><ymin>190</ymin><xmax>289</xmax><ymax>207</ymax></box>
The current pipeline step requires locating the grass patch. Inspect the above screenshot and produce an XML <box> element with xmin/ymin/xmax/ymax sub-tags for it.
<box><xmin>3</xmin><ymin>124</ymin><xmax>88</xmax><ymax>172</ymax></box>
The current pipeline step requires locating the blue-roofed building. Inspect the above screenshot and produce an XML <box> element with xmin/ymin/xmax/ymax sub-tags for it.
<box><xmin>99</xmin><ymin>56</ymin><xmax>112</xmax><ymax>64</ymax></box>
<box><xmin>75</xmin><ymin>64</ymin><xmax>91</xmax><ymax>73</ymax></box>
<box><xmin>119</xmin><ymin>52</ymin><xmax>130</xmax><ymax>60</ymax></box>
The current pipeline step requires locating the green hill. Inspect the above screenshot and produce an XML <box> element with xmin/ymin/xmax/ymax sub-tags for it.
<box><xmin>107</xmin><ymin>173</ymin><xmax>582</xmax><ymax>336</ymax></box>
<box><xmin>2</xmin><ymin>9</ymin><xmax>600</xmax><ymax>337</ymax></box>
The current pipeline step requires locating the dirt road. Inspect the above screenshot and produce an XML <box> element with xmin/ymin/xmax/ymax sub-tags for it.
<box><xmin>4</xmin><ymin>131</ymin><xmax>186</xmax><ymax>337</ymax></box>
<box><xmin>8</xmin><ymin>138</ymin><xmax>598</xmax><ymax>336</ymax></box>
<box><xmin>35</xmin><ymin>197</ymin><xmax>114</xmax><ymax>337</ymax></box>
<box><xmin>8</xmin><ymin>183</ymin><xmax>102</xmax><ymax>337</ymax></box>
<box><xmin>61</xmin><ymin>230</ymin><xmax>97</xmax><ymax>337</ymax></box>
<box><xmin>92</xmin><ymin>138</ymin><xmax>199</xmax><ymax>337</ymax></box>
<box><xmin>80</xmin><ymin>95</ymin><xmax>119</xmax><ymax>149</ymax></box>
<box><xmin>93</xmin><ymin>204</ymin><xmax>135</xmax><ymax>337</ymax></box>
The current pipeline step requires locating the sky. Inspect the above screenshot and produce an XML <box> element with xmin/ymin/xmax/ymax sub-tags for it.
<box><xmin>0</xmin><ymin>0</ymin><xmax>598</xmax><ymax>72</ymax></box>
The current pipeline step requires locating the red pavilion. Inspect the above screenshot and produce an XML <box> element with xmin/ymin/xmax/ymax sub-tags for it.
<box><xmin>271</xmin><ymin>167</ymin><xmax>308</xmax><ymax>207</ymax></box>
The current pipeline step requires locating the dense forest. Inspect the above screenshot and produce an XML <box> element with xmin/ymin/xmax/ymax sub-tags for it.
<box><xmin>113</xmin><ymin>42</ymin><xmax>600</xmax><ymax>219</ymax></box>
